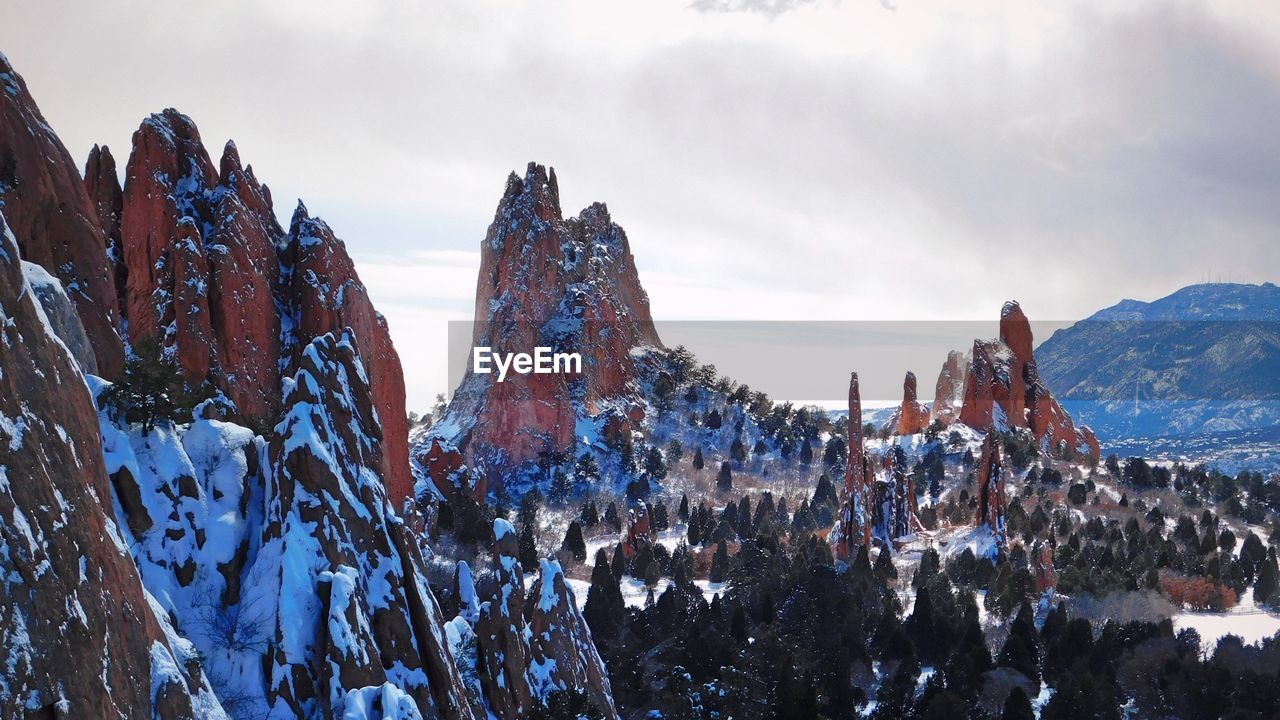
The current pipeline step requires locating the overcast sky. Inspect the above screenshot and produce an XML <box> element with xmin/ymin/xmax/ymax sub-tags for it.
<box><xmin>5</xmin><ymin>0</ymin><xmax>1280</xmax><ymax>409</ymax></box>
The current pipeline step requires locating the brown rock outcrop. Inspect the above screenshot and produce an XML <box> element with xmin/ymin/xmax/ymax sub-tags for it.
<box><xmin>975</xmin><ymin>432</ymin><xmax>1007</xmax><ymax>552</ymax></box>
<box><xmin>838</xmin><ymin>372</ymin><xmax>871</xmax><ymax>558</ymax></box>
<box><xmin>109</xmin><ymin>109</ymin><xmax>412</xmax><ymax>501</ymax></box>
<box><xmin>0</xmin><ymin>54</ymin><xmax>123</xmax><ymax>377</ymax></box>
<box><xmin>418</xmin><ymin>164</ymin><xmax>661</xmax><ymax>494</ymax></box>
<box><xmin>84</xmin><ymin>144</ymin><xmax>128</xmax><ymax>315</ymax></box>
<box><xmin>931</xmin><ymin>349</ymin><xmax>967</xmax><ymax>424</ymax></box>
<box><xmin>958</xmin><ymin>301</ymin><xmax>1099</xmax><ymax>460</ymax></box>
<box><xmin>255</xmin><ymin>330</ymin><xmax>476</xmax><ymax>719</ymax></box>
<box><xmin>892</xmin><ymin>371</ymin><xmax>931</xmax><ymax>435</ymax></box>
<box><xmin>284</xmin><ymin>203</ymin><xmax>411</xmax><ymax>502</ymax></box>
<box><xmin>0</xmin><ymin>214</ymin><xmax>207</xmax><ymax>717</ymax></box>
<box><xmin>475</xmin><ymin>520</ymin><xmax>618</xmax><ymax>719</ymax></box>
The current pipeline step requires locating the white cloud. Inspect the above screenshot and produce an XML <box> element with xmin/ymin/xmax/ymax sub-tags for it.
<box><xmin>5</xmin><ymin>0</ymin><xmax>1280</xmax><ymax>409</ymax></box>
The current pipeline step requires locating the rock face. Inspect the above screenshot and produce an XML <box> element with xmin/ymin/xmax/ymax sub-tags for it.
<box><xmin>931</xmin><ymin>349</ymin><xmax>967</xmax><ymax>424</ymax></box>
<box><xmin>469</xmin><ymin>520</ymin><xmax>618</xmax><ymax>719</ymax></box>
<box><xmin>84</xmin><ymin>144</ymin><xmax>127</xmax><ymax>315</ymax></box>
<box><xmin>99</xmin><ymin>330</ymin><xmax>476</xmax><ymax>719</ymax></box>
<box><xmin>891</xmin><ymin>371</ymin><xmax>931</xmax><ymax>435</ymax></box>
<box><xmin>0</xmin><ymin>54</ymin><xmax>124</xmax><ymax>377</ymax></box>
<box><xmin>417</xmin><ymin>163</ymin><xmax>661</xmax><ymax>496</ymax></box>
<box><xmin>837</xmin><ymin>372</ymin><xmax>871</xmax><ymax>559</ymax></box>
<box><xmin>872</xmin><ymin>445</ymin><xmax>920</xmax><ymax>545</ymax></box>
<box><xmin>958</xmin><ymin>301</ymin><xmax>1099</xmax><ymax>460</ymax></box>
<box><xmin>0</xmin><ymin>215</ymin><xmax>218</xmax><ymax>717</ymax></box>
<box><xmin>105</xmin><ymin>108</ymin><xmax>412</xmax><ymax>501</ymax></box>
<box><xmin>283</xmin><ymin>203</ymin><xmax>412</xmax><ymax>503</ymax></box>
<box><xmin>21</xmin><ymin>260</ymin><xmax>98</xmax><ymax>374</ymax></box>
<box><xmin>256</xmin><ymin>331</ymin><xmax>473</xmax><ymax>718</ymax></box>
<box><xmin>975</xmin><ymin>432</ymin><xmax>1007</xmax><ymax>553</ymax></box>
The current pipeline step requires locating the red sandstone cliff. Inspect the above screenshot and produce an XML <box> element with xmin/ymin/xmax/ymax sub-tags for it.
<box><xmin>958</xmin><ymin>301</ymin><xmax>1099</xmax><ymax>460</ymax></box>
<box><xmin>416</xmin><ymin>164</ymin><xmax>661</xmax><ymax>496</ymax></box>
<box><xmin>0</xmin><ymin>54</ymin><xmax>123</xmax><ymax>377</ymax></box>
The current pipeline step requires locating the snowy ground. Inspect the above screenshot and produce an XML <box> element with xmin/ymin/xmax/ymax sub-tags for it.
<box><xmin>1172</xmin><ymin>588</ymin><xmax>1280</xmax><ymax>648</ymax></box>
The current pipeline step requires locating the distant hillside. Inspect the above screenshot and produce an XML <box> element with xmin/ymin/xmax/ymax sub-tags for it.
<box><xmin>1036</xmin><ymin>282</ymin><xmax>1280</xmax><ymax>441</ymax></box>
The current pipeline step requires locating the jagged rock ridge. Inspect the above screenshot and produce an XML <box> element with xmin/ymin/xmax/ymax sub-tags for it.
<box><xmin>0</xmin><ymin>52</ymin><xmax>124</xmax><ymax>377</ymax></box>
<box><xmin>416</xmin><ymin>163</ymin><xmax>661</xmax><ymax>497</ymax></box>
<box><xmin>0</xmin><ymin>214</ymin><xmax>222</xmax><ymax>717</ymax></box>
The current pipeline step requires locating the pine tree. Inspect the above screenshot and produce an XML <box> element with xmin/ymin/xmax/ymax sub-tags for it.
<box><xmin>666</xmin><ymin>439</ymin><xmax>684</xmax><ymax>463</ymax></box>
<box><xmin>717</xmin><ymin>461</ymin><xmax>733</xmax><ymax>492</ymax></box>
<box><xmin>604</xmin><ymin>502</ymin><xmax>622</xmax><ymax>532</ymax></box>
<box><xmin>561</xmin><ymin>521</ymin><xmax>587</xmax><ymax>562</ymax></box>
<box><xmin>643</xmin><ymin>561</ymin><xmax>661</xmax><ymax>587</ymax></box>
<box><xmin>678</xmin><ymin>494</ymin><xmax>690</xmax><ymax>523</ymax></box>
<box><xmin>1256</xmin><ymin>549</ymin><xmax>1279</xmax><ymax>606</ymax></box>
<box><xmin>799</xmin><ymin>439</ymin><xmax>813</xmax><ymax>466</ymax></box>
<box><xmin>518</xmin><ymin>522</ymin><xmax>539</xmax><ymax>569</ymax></box>
<box><xmin>692</xmin><ymin>447</ymin><xmax>705</xmax><ymax>471</ymax></box>
<box><xmin>583</xmin><ymin>547</ymin><xmax>624</xmax><ymax>645</ymax></box>
<box><xmin>611</xmin><ymin>543</ymin><xmax>626</xmax><ymax>580</ymax></box>
<box><xmin>1001</xmin><ymin>687</ymin><xmax>1035</xmax><ymax>720</ymax></box>
<box><xmin>731</xmin><ymin>437</ymin><xmax>747</xmax><ymax>463</ymax></box>
<box><xmin>710</xmin><ymin>539</ymin><xmax>730</xmax><ymax>583</ymax></box>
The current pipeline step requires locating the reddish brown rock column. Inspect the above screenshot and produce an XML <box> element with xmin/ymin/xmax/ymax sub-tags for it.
<box><xmin>0</xmin><ymin>54</ymin><xmax>123</xmax><ymax>377</ymax></box>
<box><xmin>894</xmin><ymin>371</ymin><xmax>931</xmax><ymax>435</ymax></box>
<box><xmin>841</xmin><ymin>372</ymin><xmax>871</xmax><ymax>558</ymax></box>
<box><xmin>84</xmin><ymin>144</ymin><xmax>128</xmax><ymax>318</ymax></box>
<box><xmin>975</xmin><ymin>432</ymin><xmax>1007</xmax><ymax>552</ymax></box>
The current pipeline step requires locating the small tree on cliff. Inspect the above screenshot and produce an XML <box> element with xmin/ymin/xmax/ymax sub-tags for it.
<box><xmin>105</xmin><ymin>335</ymin><xmax>211</xmax><ymax>435</ymax></box>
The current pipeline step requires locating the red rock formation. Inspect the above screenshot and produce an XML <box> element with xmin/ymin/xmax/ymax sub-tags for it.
<box><xmin>623</xmin><ymin>501</ymin><xmax>652</xmax><ymax>559</ymax></box>
<box><xmin>1032</xmin><ymin>541</ymin><xmax>1057</xmax><ymax>594</ymax></box>
<box><xmin>975</xmin><ymin>432</ymin><xmax>1007</xmax><ymax>552</ymax></box>
<box><xmin>112</xmin><ymin>109</ymin><xmax>411</xmax><ymax>501</ymax></box>
<box><xmin>285</xmin><ymin>203</ymin><xmax>411</xmax><ymax>502</ymax></box>
<box><xmin>84</xmin><ymin>144</ymin><xmax>128</xmax><ymax>316</ymax></box>
<box><xmin>528</xmin><ymin>560</ymin><xmax>618</xmax><ymax>718</ymax></box>
<box><xmin>958</xmin><ymin>301</ymin><xmax>1099</xmax><ymax>460</ymax></box>
<box><xmin>475</xmin><ymin>520</ymin><xmax>618</xmax><ymax>719</ymax></box>
<box><xmin>418</xmin><ymin>164</ymin><xmax>661</xmax><ymax>493</ymax></box>
<box><xmin>892</xmin><ymin>371</ymin><xmax>931</xmax><ymax>435</ymax></box>
<box><xmin>253</xmin><ymin>330</ymin><xmax>475</xmax><ymax>719</ymax></box>
<box><xmin>838</xmin><ymin>372</ymin><xmax>871</xmax><ymax>558</ymax></box>
<box><xmin>931</xmin><ymin>349</ymin><xmax>967</xmax><ymax>424</ymax></box>
<box><xmin>0</xmin><ymin>214</ymin><xmax>207</xmax><ymax>716</ymax></box>
<box><xmin>0</xmin><ymin>54</ymin><xmax>123</xmax><ymax>377</ymax></box>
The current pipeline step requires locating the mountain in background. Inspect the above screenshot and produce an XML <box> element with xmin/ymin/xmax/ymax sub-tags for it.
<box><xmin>1036</xmin><ymin>282</ymin><xmax>1280</xmax><ymax>456</ymax></box>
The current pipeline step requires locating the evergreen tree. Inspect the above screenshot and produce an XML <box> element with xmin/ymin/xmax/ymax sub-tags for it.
<box><xmin>611</xmin><ymin>543</ymin><xmax>626</xmax><ymax>580</ymax></box>
<box><xmin>1001</xmin><ymin>687</ymin><xmax>1035</xmax><ymax>720</ymax></box>
<box><xmin>643</xmin><ymin>445</ymin><xmax>667</xmax><ymax>480</ymax></box>
<box><xmin>518</xmin><ymin>522</ymin><xmax>539</xmax><ymax>569</ymax></box>
<box><xmin>1256</xmin><ymin>549</ymin><xmax>1279</xmax><ymax>606</ymax></box>
<box><xmin>731</xmin><ymin>437</ymin><xmax>747</xmax><ymax>463</ymax></box>
<box><xmin>710</xmin><ymin>539</ymin><xmax>730</xmax><ymax>583</ymax></box>
<box><xmin>604</xmin><ymin>502</ymin><xmax>622</xmax><ymax>532</ymax></box>
<box><xmin>105</xmin><ymin>335</ymin><xmax>212</xmax><ymax>435</ymax></box>
<box><xmin>666</xmin><ymin>439</ymin><xmax>684</xmax><ymax>463</ymax></box>
<box><xmin>561</xmin><ymin>521</ymin><xmax>587</xmax><ymax>562</ymax></box>
<box><xmin>678</xmin><ymin>493</ymin><xmax>690</xmax><ymax>523</ymax></box>
<box><xmin>717</xmin><ymin>461</ymin><xmax>733</xmax><ymax>492</ymax></box>
<box><xmin>799</xmin><ymin>439</ymin><xmax>813</xmax><ymax>466</ymax></box>
<box><xmin>692</xmin><ymin>447</ymin><xmax>705</xmax><ymax>471</ymax></box>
